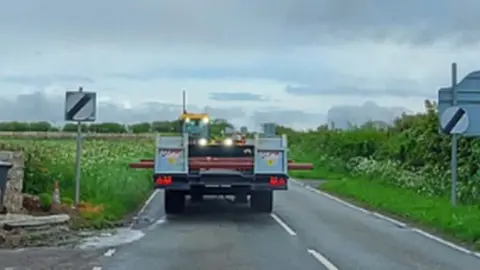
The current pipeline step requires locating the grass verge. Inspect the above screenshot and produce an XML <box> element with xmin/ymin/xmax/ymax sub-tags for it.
<box><xmin>1</xmin><ymin>139</ymin><xmax>155</xmax><ymax>229</ymax></box>
<box><xmin>314</xmin><ymin>173</ymin><xmax>480</xmax><ymax>250</ymax></box>
<box><xmin>290</xmin><ymin>167</ymin><xmax>347</xmax><ymax>180</ymax></box>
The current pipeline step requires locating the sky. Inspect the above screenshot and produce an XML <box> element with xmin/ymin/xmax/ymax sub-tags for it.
<box><xmin>2</xmin><ymin>0</ymin><xmax>480</xmax><ymax>130</ymax></box>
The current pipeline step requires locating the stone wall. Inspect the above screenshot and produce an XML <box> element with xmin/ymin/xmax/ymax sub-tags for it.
<box><xmin>0</xmin><ymin>151</ymin><xmax>24</xmax><ymax>213</ymax></box>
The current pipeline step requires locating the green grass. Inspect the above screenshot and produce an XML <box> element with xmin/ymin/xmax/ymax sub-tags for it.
<box><xmin>311</xmin><ymin>171</ymin><xmax>480</xmax><ymax>250</ymax></box>
<box><xmin>290</xmin><ymin>167</ymin><xmax>347</xmax><ymax>180</ymax></box>
<box><xmin>1</xmin><ymin>139</ymin><xmax>156</xmax><ymax>227</ymax></box>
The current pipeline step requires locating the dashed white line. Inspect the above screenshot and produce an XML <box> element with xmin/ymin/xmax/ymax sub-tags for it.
<box><xmin>307</xmin><ymin>249</ymin><xmax>339</xmax><ymax>270</ymax></box>
<box><xmin>92</xmin><ymin>267</ymin><xmax>102</xmax><ymax>270</ymax></box>
<box><xmin>104</xmin><ymin>248</ymin><xmax>116</xmax><ymax>257</ymax></box>
<box><xmin>270</xmin><ymin>213</ymin><xmax>296</xmax><ymax>236</ymax></box>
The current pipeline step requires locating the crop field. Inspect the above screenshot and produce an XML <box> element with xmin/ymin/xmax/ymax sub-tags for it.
<box><xmin>1</xmin><ymin>138</ymin><xmax>156</xmax><ymax>225</ymax></box>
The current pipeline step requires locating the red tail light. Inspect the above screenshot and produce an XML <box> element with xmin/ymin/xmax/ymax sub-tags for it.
<box><xmin>156</xmin><ymin>176</ymin><xmax>172</xmax><ymax>185</ymax></box>
<box><xmin>269</xmin><ymin>176</ymin><xmax>286</xmax><ymax>186</ymax></box>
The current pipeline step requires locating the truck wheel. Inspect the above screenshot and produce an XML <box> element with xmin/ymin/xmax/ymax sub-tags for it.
<box><xmin>250</xmin><ymin>191</ymin><xmax>273</xmax><ymax>213</ymax></box>
<box><xmin>164</xmin><ymin>190</ymin><xmax>186</xmax><ymax>214</ymax></box>
<box><xmin>190</xmin><ymin>192</ymin><xmax>203</xmax><ymax>202</ymax></box>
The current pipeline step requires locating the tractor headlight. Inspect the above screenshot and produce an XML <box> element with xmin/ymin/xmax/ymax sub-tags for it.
<box><xmin>223</xmin><ymin>138</ymin><xmax>233</xmax><ymax>146</ymax></box>
<box><xmin>202</xmin><ymin>117</ymin><xmax>209</xmax><ymax>124</ymax></box>
<box><xmin>198</xmin><ymin>138</ymin><xmax>208</xmax><ymax>146</ymax></box>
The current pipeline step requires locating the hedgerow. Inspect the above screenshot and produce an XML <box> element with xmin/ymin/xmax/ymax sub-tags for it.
<box><xmin>288</xmin><ymin>99</ymin><xmax>480</xmax><ymax>205</ymax></box>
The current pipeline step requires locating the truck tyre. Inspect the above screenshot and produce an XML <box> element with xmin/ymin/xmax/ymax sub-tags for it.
<box><xmin>164</xmin><ymin>190</ymin><xmax>186</xmax><ymax>214</ymax></box>
<box><xmin>250</xmin><ymin>191</ymin><xmax>273</xmax><ymax>213</ymax></box>
<box><xmin>190</xmin><ymin>192</ymin><xmax>203</xmax><ymax>202</ymax></box>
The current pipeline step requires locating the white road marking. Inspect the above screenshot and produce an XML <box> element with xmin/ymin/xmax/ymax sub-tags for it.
<box><xmin>92</xmin><ymin>267</ymin><xmax>102</xmax><ymax>270</ymax></box>
<box><xmin>147</xmin><ymin>216</ymin><xmax>166</xmax><ymax>230</ymax></box>
<box><xmin>307</xmin><ymin>249</ymin><xmax>339</xmax><ymax>270</ymax></box>
<box><xmin>138</xmin><ymin>189</ymin><xmax>160</xmax><ymax>216</ymax></box>
<box><xmin>295</xmin><ymin>180</ymin><xmax>358</xmax><ymax>210</ymax></box>
<box><xmin>270</xmin><ymin>213</ymin><xmax>296</xmax><ymax>236</ymax></box>
<box><xmin>129</xmin><ymin>189</ymin><xmax>160</xmax><ymax>228</ymax></box>
<box><xmin>104</xmin><ymin>248</ymin><xmax>116</xmax><ymax>257</ymax></box>
<box><xmin>411</xmin><ymin>228</ymin><xmax>472</xmax><ymax>254</ymax></box>
<box><xmin>372</xmin><ymin>212</ymin><xmax>407</xmax><ymax>228</ymax></box>
<box><xmin>301</xmin><ymin>182</ymin><xmax>370</xmax><ymax>214</ymax></box>
<box><xmin>292</xmin><ymin>178</ymin><xmax>480</xmax><ymax>259</ymax></box>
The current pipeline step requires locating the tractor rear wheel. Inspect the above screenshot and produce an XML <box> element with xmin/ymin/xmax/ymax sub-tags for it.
<box><xmin>250</xmin><ymin>191</ymin><xmax>273</xmax><ymax>213</ymax></box>
<box><xmin>164</xmin><ymin>190</ymin><xmax>186</xmax><ymax>214</ymax></box>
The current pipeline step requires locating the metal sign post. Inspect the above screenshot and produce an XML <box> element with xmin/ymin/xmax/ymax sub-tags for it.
<box><xmin>450</xmin><ymin>63</ymin><xmax>458</xmax><ymax>206</ymax></box>
<box><xmin>438</xmin><ymin>63</ymin><xmax>480</xmax><ymax>206</ymax></box>
<box><xmin>64</xmin><ymin>87</ymin><xmax>97</xmax><ymax>207</ymax></box>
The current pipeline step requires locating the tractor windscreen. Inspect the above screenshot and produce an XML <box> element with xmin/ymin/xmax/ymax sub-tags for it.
<box><xmin>184</xmin><ymin>119</ymin><xmax>209</xmax><ymax>139</ymax></box>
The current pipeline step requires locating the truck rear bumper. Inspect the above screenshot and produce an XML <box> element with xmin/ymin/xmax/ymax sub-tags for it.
<box><xmin>153</xmin><ymin>173</ymin><xmax>288</xmax><ymax>192</ymax></box>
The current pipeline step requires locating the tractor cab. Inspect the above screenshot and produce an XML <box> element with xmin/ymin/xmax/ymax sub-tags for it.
<box><xmin>180</xmin><ymin>112</ymin><xmax>211</xmax><ymax>143</ymax></box>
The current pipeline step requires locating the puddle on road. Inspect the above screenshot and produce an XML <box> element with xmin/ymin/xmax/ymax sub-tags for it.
<box><xmin>76</xmin><ymin>228</ymin><xmax>145</xmax><ymax>250</ymax></box>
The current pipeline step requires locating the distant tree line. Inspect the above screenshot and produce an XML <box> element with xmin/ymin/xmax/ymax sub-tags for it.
<box><xmin>0</xmin><ymin>119</ymin><xmax>390</xmax><ymax>135</ymax></box>
<box><xmin>0</xmin><ymin>119</ymin><xmax>237</xmax><ymax>134</ymax></box>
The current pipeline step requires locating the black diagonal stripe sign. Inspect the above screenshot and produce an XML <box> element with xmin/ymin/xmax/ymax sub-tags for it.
<box><xmin>443</xmin><ymin>107</ymin><xmax>466</xmax><ymax>134</ymax></box>
<box><xmin>66</xmin><ymin>94</ymin><xmax>92</xmax><ymax>120</ymax></box>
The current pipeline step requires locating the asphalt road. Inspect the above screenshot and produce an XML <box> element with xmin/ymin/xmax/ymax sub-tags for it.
<box><xmin>0</xmin><ymin>246</ymin><xmax>106</xmax><ymax>269</ymax></box>
<box><xmin>90</xmin><ymin>180</ymin><xmax>480</xmax><ymax>270</ymax></box>
<box><xmin>4</xmin><ymin>180</ymin><xmax>477</xmax><ymax>270</ymax></box>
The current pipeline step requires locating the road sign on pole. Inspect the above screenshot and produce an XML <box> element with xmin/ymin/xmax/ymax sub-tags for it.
<box><xmin>65</xmin><ymin>91</ymin><xmax>96</xmax><ymax>122</ymax></box>
<box><xmin>440</xmin><ymin>106</ymin><xmax>469</xmax><ymax>134</ymax></box>
<box><xmin>438</xmin><ymin>69</ymin><xmax>480</xmax><ymax>136</ymax></box>
<box><xmin>64</xmin><ymin>87</ymin><xmax>97</xmax><ymax>207</ymax></box>
<box><xmin>437</xmin><ymin>63</ymin><xmax>480</xmax><ymax>206</ymax></box>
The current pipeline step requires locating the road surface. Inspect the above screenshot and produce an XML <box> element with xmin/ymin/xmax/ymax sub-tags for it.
<box><xmin>2</xmin><ymin>180</ymin><xmax>479</xmax><ymax>269</ymax></box>
<box><xmin>95</xmin><ymin>180</ymin><xmax>480</xmax><ymax>270</ymax></box>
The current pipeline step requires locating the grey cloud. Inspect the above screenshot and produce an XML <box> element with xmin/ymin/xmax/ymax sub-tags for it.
<box><xmin>0</xmin><ymin>91</ymin><xmax>323</xmax><ymax>130</ymax></box>
<box><xmin>0</xmin><ymin>91</ymin><xmax>415</xmax><ymax>130</ymax></box>
<box><xmin>107</xmin><ymin>64</ymin><xmax>329</xmax><ymax>86</ymax></box>
<box><xmin>202</xmin><ymin>106</ymin><xmax>246</xmax><ymax>120</ymax></box>
<box><xmin>327</xmin><ymin>101</ymin><xmax>411</xmax><ymax>129</ymax></box>
<box><xmin>0</xmin><ymin>75</ymin><xmax>94</xmax><ymax>87</ymax></box>
<box><xmin>209</xmin><ymin>92</ymin><xmax>267</xmax><ymax>101</ymax></box>
<box><xmin>2</xmin><ymin>0</ymin><xmax>479</xmax><ymax>48</ymax></box>
<box><xmin>285</xmin><ymin>84</ymin><xmax>435</xmax><ymax>98</ymax></box>
<box><xmin>0</xmin><ymin>91</ymin><xmax>245</xmax><ymax>124</ymax></box>
<box><xmin>250</xmin><ymin>108</ymin><xmax>326</xmax><ymax>130</ymax></box>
